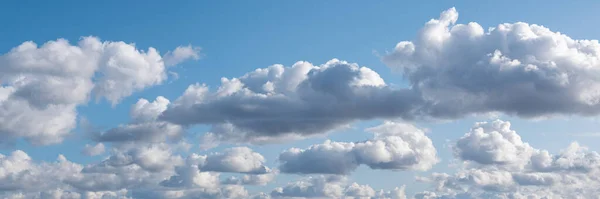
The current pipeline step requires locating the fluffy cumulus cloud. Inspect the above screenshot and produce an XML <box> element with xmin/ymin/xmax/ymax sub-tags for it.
<box><xmin>0</xmin><ymin>37</ymin><xmax>199</xmax><ymax>145</ymax></box>
<box><xmin>200</xmin><ymin>147</ymin><xmax>271</xmax><ymax>174</ymax></box>
<box><xmin>0</xmin><ymin>150</ymin><xmax>135</xmax><ymax>198</ymax></box>
<box><xmin>159</xmin><ymin>59</ymin><xmax>423</xmax><ymax>147</ymax></box>
<box><xmin>92</xmin><ymin>96</ymin><xmax>184</xmax><ymax>143</ymax></box>
<box><xmin>414</xmin><ymin>119</ymin><xmax>600</xmax><ymax>198</ymax></box>
<box><xmin>383</xmin><ymin>7</ymin><xmax>600</xmax><ymax>119</ymax></box>
<box><xmin>270</xmin><ymin>175</ymin><xmax>407</xmax><ymax>199</ymax></box>
<box><xmin>158</xmin><ymin>5</ymin><xmax>600</xmax><ymax>149</ymax></box>
<box><xmin>8</xmin><ymin>6</ymin><xmax>600</xmax><ymax>199</ymax></box>
<box><xmin>0</xmin><ymin>145</ymin><xmax>276</xmax><ymax>199</ymax></box>
<box><xmin>278</xmin><ymin>121</ymin><xmax>438</xmax><ymax>175</ymax></box>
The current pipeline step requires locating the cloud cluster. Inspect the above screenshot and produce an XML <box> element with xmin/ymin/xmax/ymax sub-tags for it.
<box><xmin>270</xmin><ymin>175</ymin><xmax>407</xmax><ymax>199</ymax></box>
<box><xmin>0</xmin><ymin>37</ymin><xmax>199</xmax><ymax>145</ymax></box>
<box><xmin>0</xmin><ymin>145</ymin><xmax>277</xmax><ymax>199</ymax></box>
<box><xmin>414</xmin><ymin>120</ymin><xmax>600</xmax><ymax>198</ymax></box>
<box><xmin>383</xmin><ymin>7</ymin><xmax>600</xmax><ymax>119</ymax></box>
<box><xmin>278</xmin><ymin>122</ymin><xmax>438</xmax><ymax>175</ymax></box>
<box><xmin>156</xmin><ymin>6</ymin><xmax>600</xmax><ymax>148</ymax></box>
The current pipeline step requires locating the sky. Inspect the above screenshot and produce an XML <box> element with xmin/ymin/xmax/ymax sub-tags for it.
<box><xmin>2</xmin><ymin>0</ymin><xmax>600</xmax><ymax>198</ymax></box>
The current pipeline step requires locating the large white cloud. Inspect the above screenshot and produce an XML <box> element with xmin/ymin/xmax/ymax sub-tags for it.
<box><xmin>278</xmin><ymin>121</ymin><xmax>438</xmax><ymax>175</ymax></box>
<box><xmin>383</xmin><ymin>7</ymin><xmax>600</xmax><ymax>119</ymax></box>
<box><xmin>0</xmin><ymin>37</ymin><xmax>199</xmax><ymax>145</ymax></box>
<box><xmin>159</xmin><ymin>59</ymin><xmax>423</xmax><ymax>147</ymax></box>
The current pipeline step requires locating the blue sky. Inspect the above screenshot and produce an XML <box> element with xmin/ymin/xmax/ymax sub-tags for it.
<box><xmin>2</xmin><ymin>1</ymin><xmax>600</xmax><ymax>198</ymax></box>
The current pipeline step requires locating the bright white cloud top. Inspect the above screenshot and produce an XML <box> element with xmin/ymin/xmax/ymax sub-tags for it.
<box><xmin>1</xmin><ymin>6</ymin><xmax>600</xmax><ymax>199</ymax></box>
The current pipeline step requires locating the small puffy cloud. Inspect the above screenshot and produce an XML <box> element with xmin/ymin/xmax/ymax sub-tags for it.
<box><xmin>82</xmin><ymin>143</ymin><xmax>106</xmax><ymax>156</ymax></box>
<box><xmin>93</xmin><ymin>97</ymin><xmax>184</xmax><ymax>143</ymax></box>
<box><xmin>163</xmin><ymin>45</ymin><xmax>201</xmax><ymax>67</ymax></box>
<box><xmin>131</xmin><ymin>96</ymin><xmax>170</xmax><ymax>123</ymax></box>
<box><xmin>160</xmin><ymin>59</ymin><xmax>423</xmax><ymax>146</ymax></box>
<box><xmin>0</xmin><ymin>37</ymin><xmax>198</xmax><ymax>145</ymax></box>
<box><xmin>454</xmin><ymin>120</ymin><xmax>535</xmax><ymax>166</ymax></box>
<box><xmin>201</xmin><ymin>147</ymin><xmax>271</xmax><ymax>174</ymax></box>
<box><xmin>383</xmin><ymin>7</ymin><xmax>600</xmax><ymax>119</ymax></box>
<box><xmin>160</xmin><ymin>155</ymin><xmax>219</xmax><ymax>189</ymax></box>
<box><xmin>278</xmin><ymin>122</ymin><xmax>438</xmax><ymax>175</ymax></box>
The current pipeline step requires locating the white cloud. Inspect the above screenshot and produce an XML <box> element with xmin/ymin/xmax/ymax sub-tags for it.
<box><xmin>160</xmin><ymin>59</ymin><xmax>423</xmax><ymax>146</ymax></box>
<box><xmin>82</xmin><ymin>143</ymin><xmax>106</xmax><ymax>156</ymax></box>
<box><xmin>383</xmin><ymin>7</ymin><xmax>600</xmax><ymax>119</ymax></box>
<box><xmin>93</xmin><ymin>96</ymin><xmax>183</xmax><ymax>143</ymax></box>
<box><xmin>278</xmin><ymin>122</ymin><xmax>438</xmax><ymax>175</ymax></box>
<box><xmin>163</xmin><ymin>45</ymin><xmax>201</xmax><ymax>67</ymax></box>
<box><xmin>201</xmin><ymin>147</ymin><xmax>271</xmax><ymax>174</ymax></box>
<box><xmin>454</xmin><ymin>120</ymin><xmax>536</xmax><ymax>167</ymax></box>
<box><xmin>0</xmin><ymin>37</ymin><xmax>199</xmax><ymax>145</ymax></box>
<box><xmin>222</xmin><ymin>172</ymin><xmax>277</xmax><ymax>186</ymax></box>
<box><xmin>416</xmin><ymin>119</ymin><xmax>600</xmax><ymax>198</ymax></box>
<box><xmin>270</xmin><ymin>175</ymin><xmax>406</xmax><ymax>199</ymax></box>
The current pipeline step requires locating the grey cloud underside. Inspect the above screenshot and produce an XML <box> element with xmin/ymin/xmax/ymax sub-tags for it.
<box><xmin>157</xmin><ymin>7</ymin><xmax>600</xmax><ymax>146</ymax></box>
<box><xmin>383</xmin><ymin>7</ymin><xmax>600</xmax><ymax>119</ymax></box>
<box><xmin>159</xmin><ymin>60</ymin><xmax>424</xmax><ymax>145</ymax></box>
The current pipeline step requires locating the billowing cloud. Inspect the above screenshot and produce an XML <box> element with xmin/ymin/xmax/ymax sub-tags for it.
<box><xmin>415</xmin><ymin>119</ymin><xmax>600</xmax><ymax>198</ymax></box>
<box><xmin>160</xmin><ymin>59</ymin><xmax>423</xmax><ymax>146</ymax></box>
<box><xmin>454</xmin><ymin>120</ymin><xmax>535</xmax><ymax>166</ymax></box>
<box><xmin>0</xmin><ymin>37</ymin><xmax>199</xmax><ymax>145</ymax></box>
<box><xmin>383</xmin><ymin>7</ymin><xmax>600</xmax><ymax>119</ymax></box>
<box><xmin>278</xmin><ymin>122</ymin><xmax>438</xmax><ymax>175</ymax></box>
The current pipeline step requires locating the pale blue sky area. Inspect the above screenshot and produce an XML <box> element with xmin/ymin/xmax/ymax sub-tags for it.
<box><xmin>2</xmin><ymin>0</ymin><xmax>600</xmax><ymax>197</ymax></box>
